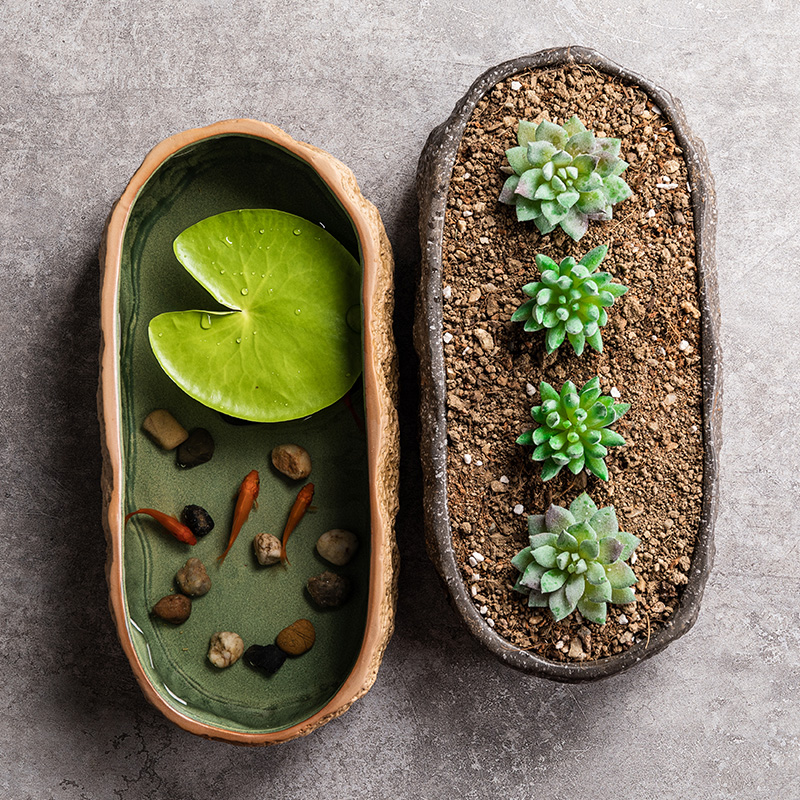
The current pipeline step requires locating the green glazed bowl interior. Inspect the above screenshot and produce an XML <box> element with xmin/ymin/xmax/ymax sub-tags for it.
<box><xmin>118</xmin><ymin>134</ymin><xmax>370</xmax><ymax>733</ymax></box>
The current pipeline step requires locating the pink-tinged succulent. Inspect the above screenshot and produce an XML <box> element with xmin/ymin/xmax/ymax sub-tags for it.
<box><xmin>499</xmin><ymin>116</ymin><xmax>632</xmax><ymax>241</ymax></box>
<box><xmin>511</xmin><ymin>493</ymin><xmax>640</xmax><ymax>624</ymax></box>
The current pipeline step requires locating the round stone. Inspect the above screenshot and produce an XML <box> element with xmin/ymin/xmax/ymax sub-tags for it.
<box><xmin>276</xmin><ymin>619</ymin><xmax>316</xmax><ymax>656</ymax></box>
<box><xmin>316</xmin><ymin>529</ymin><xmax>359</xmax><ymax>566</ymax></box>
<box><xmin>152</xmin><ymin>594</ymin><xmax>191</xmax><ymax>624</ymax></box>
<box><xmin>307</xmin><ymin>571</ymin><xmax>351</xmax><ymax>608</ymax></box>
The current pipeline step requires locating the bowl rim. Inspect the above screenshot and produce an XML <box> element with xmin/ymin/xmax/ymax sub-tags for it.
<box><xmin>99</xmin><ymin>118</ymin><xmax>398</xmax><ymax>742</ymax></box>
<box><xmin>414</xmin><ymin>46</ymin><xmax>721</xmax><ymax>681</ymax></box>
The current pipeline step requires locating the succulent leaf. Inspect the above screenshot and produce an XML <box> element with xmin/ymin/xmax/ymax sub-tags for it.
<box><xmin>512</xmin><ymin>495</ymin><xmax>640</xmax><ymax>625</ymax></box>
<box><xmin>499</xmin><ymin>117</ymin><xmax>631</xmax><ymax>240</ymax></box>
<box><xmin>510</xmin><ymin>546</ymin><xmax>534</xmax><ymax>572</ymax></box>
<box><xmin>569</xmin><ymin>492</ymin><xmax>598</xmax><ymax>522</ymax></box>
<box><xmin>611</xmin><ymin>587</ymin><xmax>636</xmax><ymax>605</ymax></box>
<box><xmin>577</xmin><ymin>598</ymin><xmax>607</xmax><ymax>625</ymax></box>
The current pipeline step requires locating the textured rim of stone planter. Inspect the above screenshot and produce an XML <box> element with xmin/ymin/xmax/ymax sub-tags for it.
<box><xmin>98</xmin><ymin>119</ymin><xmax>400</xmax><ymax>743</ymax></box>
<box><xmin>414</xmin><ymin>47</ymin><xmax>720</xmax><ymax>681</ymax></box>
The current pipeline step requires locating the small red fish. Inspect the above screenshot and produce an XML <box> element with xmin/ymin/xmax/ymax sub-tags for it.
<box><xmin>280</xmin><ymin>483</ymin><xmax>315</xmax><ymax>566</ymax></box>
<box><xmin>218</xmin><ymin>470</ymin><xmax>260</xmax><ymax>564</ymax></box>
<box><xmin>125</xmin><ymin>508</ymin><xmax>197</xmax><ymax>545</ymax></box>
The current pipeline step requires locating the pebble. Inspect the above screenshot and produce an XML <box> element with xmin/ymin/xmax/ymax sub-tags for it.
<box><xmin>513</xmin><ymin>504</ymin><xmax>524</xmax><ymax>515</ymax></box>
<box><xmin>487</xmin><ymin>619</ymin><xmax>495</xmax><ymax>628</ymax></box>
<box><xmin>568</xmin><ymin>639</ymin><xmax>585</xmax><ymax>659</ymax></box>
<box><xmin>499</xmin><ymin>475</ymin><xmax>509</xmax><ymax>484</ymax></box>
<box><xmin>271</xmin><ymin>443</ymin><xmax>312</xmax><ymax>480</ymax></box>
<box><xmin>443</xmin><ymin>285</ymin><xmax>452</xmax><ymax>300</ymax></box>
<box><xmin>176</xmin><ymin>428</ymin><xmax>215</xmax><ymax>468</ymax></box>
<box><xmin>142</xmin><ymin>409</ymin><xmax>188</xmax><ymax>450</ymax></box>
<box><xmin>610</xmin><ymin>386</ymin><xmax>621</xmax><ymax>398</ymax></box>
<box><xmin>470</xmin><ymin>585</ymin><xmax>478</xmax><ymax>597</ymax></box>
<box><xmin>152</xmin><ymin>594</ymin><xmax>191</xmax><ymax>624</ymax></box>
<box><xmin>471</xmin><ymin>552</ymin><xmax>484</xmax><ymax>562</ymax></box>
<box><xmin>474</xmin><ymin>328</ymin><xmax>494</xmax><ymax>351</ymax></box>
<box><xmin>463</xmin><ymin>453</ymin><xmax>472</xmax><ymax>464</ymax></box>
<box><xmin>526</xmin><ymin>383</ymin><xmax>536</xmax><ymax>396</ymax></box>
<box><xmin>253</xmin><ymin>532</ymin><xmax>282</xmax><ymax>566</ymax></box>
<box><xmin>619</xmin><ymin>614</ymin><xmax>629</xmax><ymax>624</ymax></box>
<box><xmin>511</xmin><ymin>80</ymin><xmax>521</xmax><ymax>90</ymax></box>
<box><xmin>443</xmin><ymin>332</ymin><xmax>454</xmax><ymax>344</ymax></box>
<box><xmin>176</xmin><ymin>557</ymin><xmax>211</xmax><ymax>597</ymax></box>
<box><xmin>679</xmin><ymin>339</ymin><xmax>690</xmax><ymax>351</ymax></box>
<box><xmin>181</xmin><ymin>505</ymin><xmax>215</xmax><ymax>537</ymax></box>
<box><xmin>468</xmin><ymin>556</ymin><xmax>477</xmax><ymax>567</ymax></box>
<box><xmin>307</xmin><ymin>571</ymin><xmax>351</xmax><ymax>608</ymax></box>
<box><xmin>244</xmin><ymin>644</ymin><xmax>286</xmax><ymax>675</ymax></box>
<box><xmin>479</xmin><ymin>605</ymin><xmax>488</xmax><ymax>615</ymax></box>
<box><xmin>276</xmin><ymin>619</ymin><xmax>316</xmax><ymax>656</ymax></box>
<box><xmin>208</xmin><ymin>631</ymin><xmax>244</xmax><ymax>668</ymax></box>
<box><xmin>316</xmin><ymin>529</ymin><xmax>359</xmax><ymax>566</ymax></box>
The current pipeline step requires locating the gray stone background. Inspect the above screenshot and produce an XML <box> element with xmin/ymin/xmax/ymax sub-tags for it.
<box><xmin>1</xmin><ymin>0</ymin><xmax>797</xmax><ymax>797</ymax></box>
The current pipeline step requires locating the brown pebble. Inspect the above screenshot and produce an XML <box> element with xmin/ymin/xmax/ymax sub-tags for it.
<box><xmin>276</xmin><ymin>619</ymin><xmax>316</xmax><ymax>656</ymax></box>
<box><xmin>271</xmin><ymin>443</ymin><xmax>312</xmax><ymax>480</ymax></box>
<box><xmin>152</xmin><ymin>594</ymin><xmax>191</xmax><ymax>624</ymax></box>
<box><xmin>142</xmin><ymin>409</ymin><xmax>188</xmax><ymax>450</ymax></box>
<box><xmin>176</xmin><ymin>557</ymin><xmax>211</xmax><ymax>597</ymax></box>
<box><xmin>307</xmin><ymin>571</ymin><xmax>351</xmax><ymax>608</ymax></box>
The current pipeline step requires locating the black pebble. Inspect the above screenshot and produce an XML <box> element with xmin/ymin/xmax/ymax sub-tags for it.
<box><xmin>177</xmin><ymin>428</ymin><xmax>215</xmax><ymax>468</ymax></box>
<box><xmin>244</xmin><ymin>644</ymin><xmax>286</xmax><ymax>675</ymax></box>
<box><xmin>181</xmin><ymin>505</ymin><xmax>215</xmax><ymax>537</ymax></box>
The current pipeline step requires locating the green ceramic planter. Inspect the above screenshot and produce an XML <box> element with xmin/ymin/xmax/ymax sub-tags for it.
<box><xmin>99</xmin><ymin>120</ymin><xmax>399</xmax><ymax>744</ymax></box>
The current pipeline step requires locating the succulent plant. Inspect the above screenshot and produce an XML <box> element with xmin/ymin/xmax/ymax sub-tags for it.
<box><xmin>511</xmin><ymin>245</ymin><xmax>627</xmax><ymax>355</ymax></box>
<box><xmin>517</xmin><ymin>378</ymin><xmax>629</xmax><ymax>481</ymax></box>
<box><xmin>499</xmin><ymin>116</ymin><xmax>632</xmax><ymax>241</ymax></box>
<box><xmin>511</xmin><ymin>493</ymin><xmax>640</xmax><ymax>624</ymax></box>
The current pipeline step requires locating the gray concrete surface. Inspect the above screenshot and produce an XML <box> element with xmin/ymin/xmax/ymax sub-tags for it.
<box><xmin>1</xmin><ymin>1</ymin><xmax>797</xmax><ymax>797</ymax></box>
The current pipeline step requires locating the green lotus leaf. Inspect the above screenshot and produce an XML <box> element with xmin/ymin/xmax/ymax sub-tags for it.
<box><xmin>149</xmin><ymin>209</ymin><xmax>362</xmax><ymax>422</ymax></box>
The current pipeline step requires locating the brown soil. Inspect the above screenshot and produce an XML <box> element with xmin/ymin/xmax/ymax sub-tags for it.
<box><xmin>441</xmin><ymin>65</ymin><xmax>703</xmax><ymax>662</ymax></box>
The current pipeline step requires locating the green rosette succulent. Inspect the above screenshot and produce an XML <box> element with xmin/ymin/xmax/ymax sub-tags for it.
<box><xmin>499</xmin><ymin>116</ymin><xmax>632</xmax><ymax>241</ymax></box>
<box><xmin>511</xmin><ymin>245</ymin><xmax>627</xmax><ymax>355</ymax></box>
<box><xmin>517</xmin><ymin>378</ymin><xmax>629</xmax><ymax>481</ymax></box>
<box><xmin>511</xmin><ymin>493</ymin><xmax>640</xmax><ymax>624</ymax></box>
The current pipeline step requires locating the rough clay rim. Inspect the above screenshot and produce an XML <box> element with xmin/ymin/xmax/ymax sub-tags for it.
<box><xmin>414</xmin><ymin>46</ymin><xmax>720</xmax><ymax>682</ymax></box>
<box><xmin>99</xmin><ymin>119</ymin><xmax>400</xmax><ymax>742</ymax></box>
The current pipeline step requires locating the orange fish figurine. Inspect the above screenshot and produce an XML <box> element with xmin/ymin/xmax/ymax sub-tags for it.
<box><xmin>218</xmin><ymin>470</ymin><xmax>260</xmax><ymax>564</ymax></box>
<box><xmin>125</xmin><ymin>508</ymin><xmax>197</xmax><ymax>545</ymax></box>
<box><xmin>280</xmin><ymin>483</ymin><xmax>315</xmax><ymax>566</ymax></box>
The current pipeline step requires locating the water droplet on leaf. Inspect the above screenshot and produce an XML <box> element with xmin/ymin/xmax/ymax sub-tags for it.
<box><xmin>293</xmin><ymin>229</ymin><xmax>301</xmax><ymax>236</ymax></box>
<box><xmin>200</xmin><ymin>314</ymin><xmax>212</xmax><ymax>330</ymax></box>
<box><xmin>241</xmin><ymin>287</ymin><xmax>249</xmax><ymax>296</ymax></box>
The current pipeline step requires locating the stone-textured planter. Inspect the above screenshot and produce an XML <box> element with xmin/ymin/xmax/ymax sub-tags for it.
<box><xmin>414</xmin><ymin>47</ymin><xmax>720</xmax><ymax>681</ymax></box>
<box><xmin>99</xmin><ymin>119</ymin><xmax>399</xmax><ymax>743</ymax></box>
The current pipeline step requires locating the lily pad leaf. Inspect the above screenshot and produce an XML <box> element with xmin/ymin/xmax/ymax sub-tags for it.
<box><xmin>149</xmin><ymin>209</ymin><xmax>362</xmax><ymax>422</ymax></box>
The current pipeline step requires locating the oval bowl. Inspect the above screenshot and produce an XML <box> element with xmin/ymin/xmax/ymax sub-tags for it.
<box><xmin>99</xmin><ymin>120</ymin><xmax>399</xmax><ymax>742</ymax></box>
<box><xmin>414</xmin><ymin>47</ymin><xmax>720</xmax><ymax>681</ymax></box>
